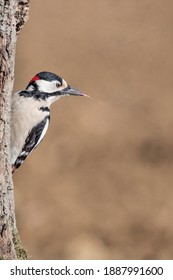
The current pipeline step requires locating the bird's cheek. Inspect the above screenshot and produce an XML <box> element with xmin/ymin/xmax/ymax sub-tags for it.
<box><xmin>47</xmin><ymin>95</ymin><xmax>62</xmax><ymax>105</ymax></box>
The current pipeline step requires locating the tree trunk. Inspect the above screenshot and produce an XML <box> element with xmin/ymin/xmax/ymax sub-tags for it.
<box><xmin>0</xmin><ymin>0</ymin><xmax>29</xmax><ymax>260</ymax></box>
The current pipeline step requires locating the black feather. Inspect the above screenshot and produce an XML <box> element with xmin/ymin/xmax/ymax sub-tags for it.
<box><xmin>14</xmin><ymin>116</ymin><xmax>50</xmax><ymax>170</ymax></box>
<box><xmin>18</xmin><ymin>89</ymin><xmax>63</xmax><ymax>100</ymax></box>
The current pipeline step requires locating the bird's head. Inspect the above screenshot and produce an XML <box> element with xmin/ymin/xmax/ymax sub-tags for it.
<box><xmin>25</xmin><ymin>71</ymin><xmax>86</xmax><ymax>104</ymax></box>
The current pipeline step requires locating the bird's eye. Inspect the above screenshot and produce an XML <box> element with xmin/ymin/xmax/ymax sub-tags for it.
<box><xmin>56</xmin><ymin>82</ymin><xmax>61</xmax><ymax>88</ymax></box>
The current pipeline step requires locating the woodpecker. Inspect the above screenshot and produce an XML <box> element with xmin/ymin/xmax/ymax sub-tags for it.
<box><xmin>11</xmin><ymin>71</ymin><xmax>86</xmax><ymax>173</ymax></box>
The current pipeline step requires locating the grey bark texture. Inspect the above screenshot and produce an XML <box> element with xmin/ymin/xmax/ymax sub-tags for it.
<box><xmin>0</xmin><ymin>0</ymin><xmax>29</xmax><ymax>260</ymax></box>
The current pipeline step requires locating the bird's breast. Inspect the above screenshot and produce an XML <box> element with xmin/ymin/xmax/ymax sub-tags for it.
<box><xmin>10</xmin><ymin>94</ymin><xmax>50</xmax><ymax>163</ymax></box>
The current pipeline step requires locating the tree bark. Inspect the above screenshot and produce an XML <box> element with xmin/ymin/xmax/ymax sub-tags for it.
<box><xmin>0</xmin><ymin>0</ymin><xmax>29</xmax><ymax>260</ymax></box>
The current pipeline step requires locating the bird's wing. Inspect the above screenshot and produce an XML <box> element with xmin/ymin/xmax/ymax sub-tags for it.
<box><xmin>13</xmin><ymin>116</ymin><xmax>50</xmax><ymax>171</ymax></box>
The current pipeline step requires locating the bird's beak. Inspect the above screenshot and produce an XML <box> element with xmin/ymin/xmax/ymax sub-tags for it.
<box><xmin>60</xmin><ymin>85</ymin><xmax>91</xmax><ymax>99</ymax></box>
<box><xmin>60</xmin><ymin>85</ymin><xmax>84</xmax><ymax>96</ymax></box>
<box><xmin>54</xmin><ymin>85</ymin><xmax>91</xmax><ymax>100</ymax></box>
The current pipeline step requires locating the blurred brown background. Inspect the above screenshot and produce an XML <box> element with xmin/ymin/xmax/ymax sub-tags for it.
<box><xmin>13</xmin><ymin>0</ymin><xmax>173</xmax><ymax>259</ymax></box>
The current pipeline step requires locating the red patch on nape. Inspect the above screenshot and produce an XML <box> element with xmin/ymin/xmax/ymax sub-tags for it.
<box><xmin>30</xmin><ymin>75</ymin><xmax>40</xmax><ymax>83</ymax></box>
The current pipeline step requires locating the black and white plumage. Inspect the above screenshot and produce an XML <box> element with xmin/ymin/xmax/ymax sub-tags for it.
<box><xmin>11</xmin><ymin>71</ymin><xmax>85</xmax><ymax>173</ymax></box>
